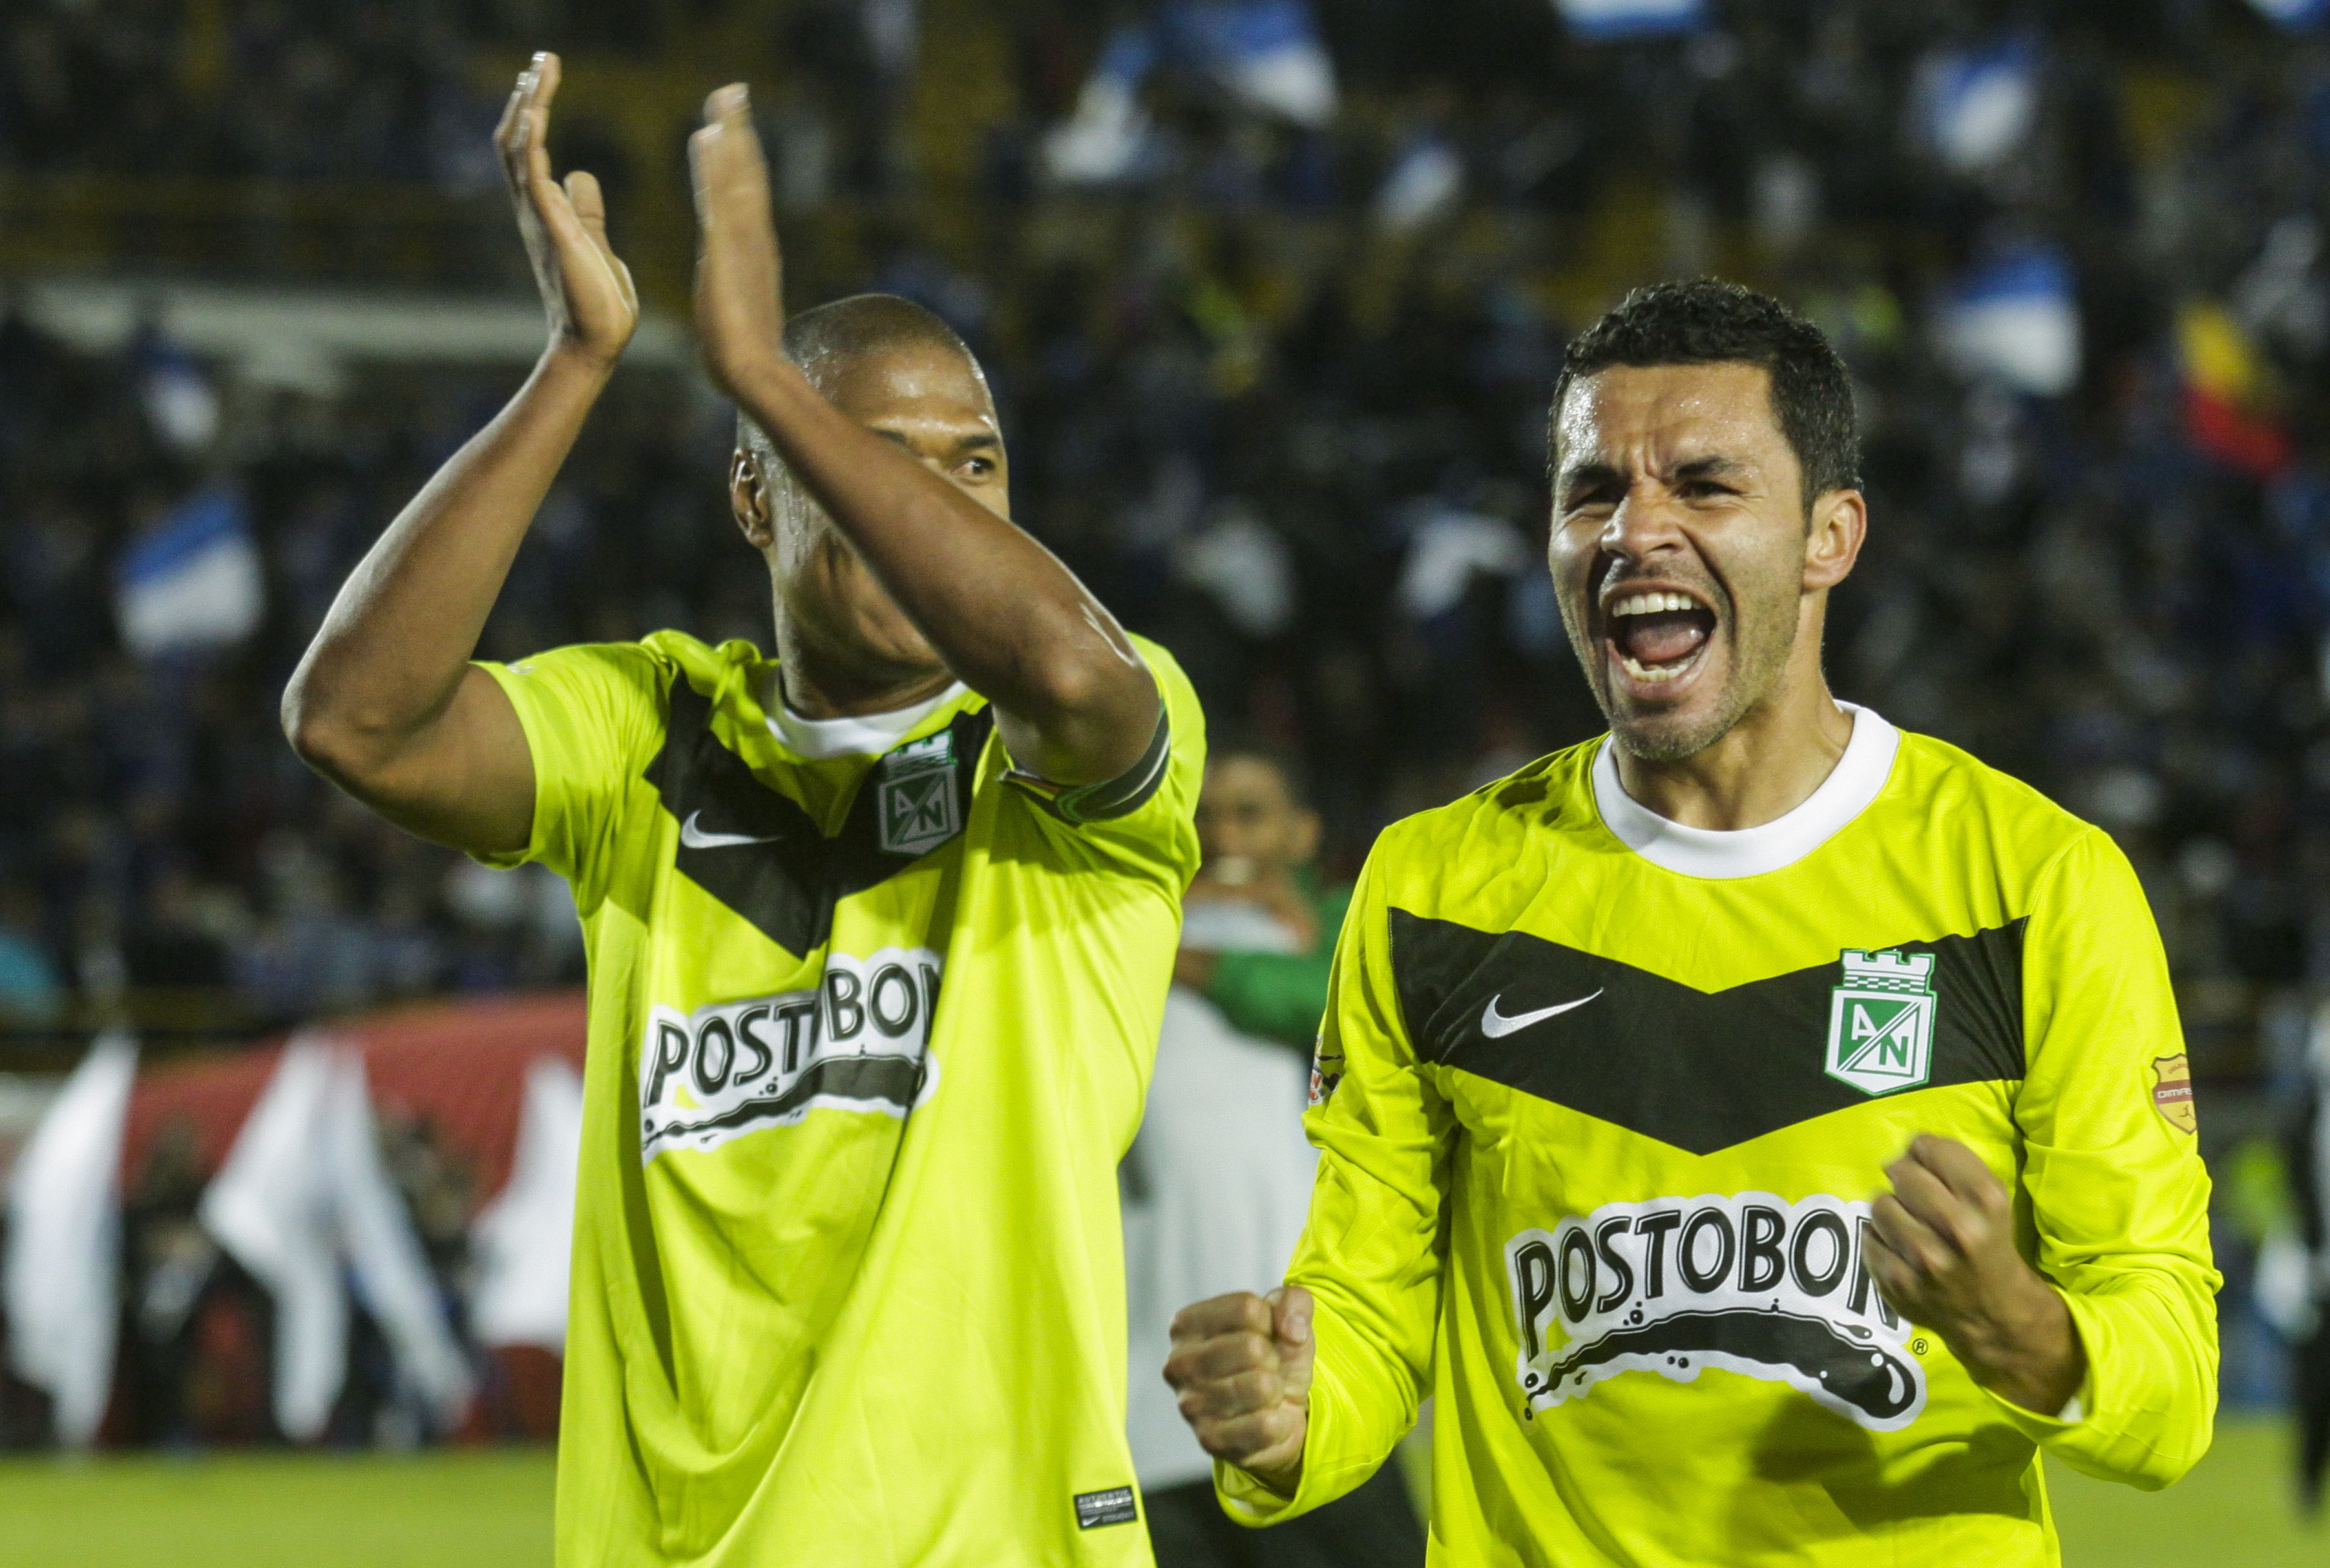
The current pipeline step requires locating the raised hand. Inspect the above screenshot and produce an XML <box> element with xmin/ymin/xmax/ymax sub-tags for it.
<box><xmin>1164</xmin><ymin>1286</ymin><xmax>1315</xmax><ymax>1495</ymax></box>
<box><xmin>495</xmin><ymin>52</ymin><xmax>638</xmax><ymax>370</ymax></box>
<box><xmin>1865</xmin><ymin>1133</ymin><xmax>2085</xmax><ymax>1415</ymax></box>
<box><xmin>687</xmin><ymin>83</ymin><xmax>786</xmax><ymax>399</ymax></box>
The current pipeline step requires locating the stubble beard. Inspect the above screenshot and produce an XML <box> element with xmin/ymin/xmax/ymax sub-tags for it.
<box><xmin>1596</xmin><ymin>596</ymin><xmax>1800</xmax><ymax>764</ymax></box>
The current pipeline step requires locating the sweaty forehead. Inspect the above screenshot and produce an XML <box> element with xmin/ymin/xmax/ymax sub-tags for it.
<box><xmin>814</xmin><ymin>342</ymin><xmax>996</xmax><ymax>430</ymax></box>
<box><xmin>1553</xmin><ymin>361</ymin><xmax>1787</xmax><ymax>475</ymax></box>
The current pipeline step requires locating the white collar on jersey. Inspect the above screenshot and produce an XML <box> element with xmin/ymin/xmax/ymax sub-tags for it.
<box><xmin>764</xmin><ymin>678</ymin><xmax>967</xmax><ymax>760</ymax></box>
<box><xmin>1591</xmin><ymin>702</ymin><xmax>1901</xmax><ymax>880</ymax></box>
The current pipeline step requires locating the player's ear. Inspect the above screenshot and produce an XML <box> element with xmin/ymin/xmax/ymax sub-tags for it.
<box><xmin>1802</xmin><ymin>487</ymin><xmax>1865</xmax><ymax>593</ymax></box>
<box><xmin>731</xmin><ymin>448</ymin><xmax>774</xmax><ymax>549</ymax></box>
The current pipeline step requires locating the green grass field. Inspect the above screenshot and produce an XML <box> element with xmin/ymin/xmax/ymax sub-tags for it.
<box><xmin>0</xmin><ymin>1417</ymin><xmax>2319</xmax><ymax>1565</ymax></box>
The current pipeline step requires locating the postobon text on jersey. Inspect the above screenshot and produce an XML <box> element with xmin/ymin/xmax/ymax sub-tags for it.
<box><xmin>1505</xmin><ymin>1191</ymin><xmax>1926</xmax><ymax>1432</ymax></box>
<box><xmin>638</xmin><ymin>946</ymin><xmax>944</xmax><ymax>1161</ymax></box>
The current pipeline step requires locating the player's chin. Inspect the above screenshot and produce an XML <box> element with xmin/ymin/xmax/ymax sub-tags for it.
<box><xmin>1601</xmin><ymin>629</ymin><xmax>1719</xmax><ymax>713</ymax></box>
<box><xmin>1602</xmin><ymin>647</ymin><xmax>1747</xmax><ymax>761</ymax></box>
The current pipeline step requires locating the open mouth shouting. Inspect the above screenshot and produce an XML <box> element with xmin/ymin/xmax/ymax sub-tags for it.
<box><xmin>1602</xmin><ymin>585</ymin><xmax>1718</xmax><ymax>696</ymax></box>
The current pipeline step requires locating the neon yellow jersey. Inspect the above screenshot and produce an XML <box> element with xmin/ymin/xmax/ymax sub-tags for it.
<box><xmin>476</xmin><ymin>629</ymin><xmax>1202</xmax><ymax>1567</ymax></box>
<box><xmin>1220</xmin><ymin>707</ymin><xmax>2218</xmax><ymax>1567</ymax></box>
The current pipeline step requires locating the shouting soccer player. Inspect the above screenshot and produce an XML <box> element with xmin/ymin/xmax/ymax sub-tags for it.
<box><xmin>284</xmin><ymin>58</ymin><xmax>1201</xmax><ymax>1565</ymax></box>
<box><xmin>1165</xmin><ymin>280</ymin><xmax>2218</xmax><ymax>1565</ymax></box>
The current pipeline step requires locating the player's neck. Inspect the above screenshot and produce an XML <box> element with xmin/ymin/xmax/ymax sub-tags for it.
<box><xmin>772</xmin><ymin>650</ymin><xmax>956</xmax><ymax>722</ymax></box>
<box><xmin>1612</xmin><ymin>670</ymin><xmax>1853</xmax><ymax>834</ymax></box>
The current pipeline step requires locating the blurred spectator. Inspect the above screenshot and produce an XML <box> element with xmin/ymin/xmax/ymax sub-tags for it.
<box><xmin>3</xmin><ymin>0</ymin><xmax>2330</xmax><ymax>1482</ymax></box>
<box><xmin>0</xmin><ymin>881</ymin><xmax>64</xmax><ymax>1026</ymax></box>
<box><xmin>2289</xmin><ymin>1010</ymin><xmax>2330</xmax><ymax>1511</ymax></box>
<box><xmin>0</xmin><ymin>3</ymin><xmax>2323</xmax><ymax>1104</ymax></box>
<box><xmin>1131</xmin><ymin>742</ymin><xmax>1425</xmax><ymax>1565</ymax></box>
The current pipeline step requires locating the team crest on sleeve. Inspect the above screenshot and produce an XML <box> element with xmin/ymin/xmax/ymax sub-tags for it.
<box><xmin>1824</xmin><ymin>950</ymin><xmax>1936</xmax><ymax>1097</ymax></box>
<box><xmin>1504</xmin><ymin>1194</ymin><xmax>1926</xmax><ymax>1433</ymax></box>
<box><xmin>2150</xmin><ymin>1052</ymin><xmax>2196</xmax><ymax>1133</ymax></box>
<box><xmin>1308</xmin><ymin>1034</ymin><xmax>1343</xmax><ymax>1108</ymax></box>
<box><xmin>877</xmin><ymin>732</ymin><xmax>961</xmax><ymax>857</ymax></box>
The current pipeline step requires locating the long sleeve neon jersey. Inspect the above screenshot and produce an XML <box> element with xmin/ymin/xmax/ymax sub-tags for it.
<box><xmin>1217</xmin><ymin>710</ymin><xmax>2219</xmax><ymax>1567</ymax></box>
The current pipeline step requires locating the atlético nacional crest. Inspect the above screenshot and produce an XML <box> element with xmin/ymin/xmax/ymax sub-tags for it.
<box><xmin>877</xmin><ymin>731</ymin><xmax>961</xmax><ymax>857</ymax></box>
<box><xmin>1824</xmin><ymin>949</ymin><xmax>1936</xmax><ymax>1097</ymax></box>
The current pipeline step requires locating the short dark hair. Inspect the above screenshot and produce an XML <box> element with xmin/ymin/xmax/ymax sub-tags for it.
<box><xmin>739</xmin><ymin>293</ymin><xmax>981</xmax><ymax>460</ymax></box>
<box><xmin>1547</xmin><ymin>278</ymin><xmax>1860</xmax><ymax>502</ymax></box>
<box><xmin>782</xmin><ymin>292</ymin><xmax>976</xmax><ymax>382</ymax></box>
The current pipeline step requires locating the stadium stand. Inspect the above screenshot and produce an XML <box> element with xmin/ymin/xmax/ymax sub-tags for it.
<box><xmin>1</xmin><ymin>0</ymin><xmax>2328</xmax><ymax>1450</ymax></box>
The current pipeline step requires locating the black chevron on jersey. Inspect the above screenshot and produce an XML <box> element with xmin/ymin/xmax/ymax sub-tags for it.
<box><xmin>1389</xmin><ymin>910</ymin><xmax>2026</xmax><ymax>1155</ymax></box>
<box><xmin>647</xmin><ymin>678</ymin><xmax>993</xmax><ymax>956</ymax></box>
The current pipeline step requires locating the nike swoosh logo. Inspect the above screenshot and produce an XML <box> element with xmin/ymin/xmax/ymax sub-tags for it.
<box><xmin>1479</xmin><ymin>990</ymin><xmax>1602</xmax><ymax>1039</ymax></box>
<box><xmin>678</xmin><ymin>810</ymin><xmax>782</xmax><ymax>850</ymax></box>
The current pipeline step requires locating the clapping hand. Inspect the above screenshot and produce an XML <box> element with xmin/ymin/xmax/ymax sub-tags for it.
<box><xmin>496</xmin><ymin>53</ymin><xmax>636</xmax><ymax>370</ymax></box>
<box><xmin>687</xmin><ymin>84</ymin><xmax>786</xmax><ymax>400</ymax></box>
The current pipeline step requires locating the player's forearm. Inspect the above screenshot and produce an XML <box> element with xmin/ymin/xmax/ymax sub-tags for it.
<box><xmin>729</xmin><ymin>357</ymin><xmax>1157</xmax><ymax>782</ymax></box>
<box><xmin>283</xmin><ymin>348</ymin><xmax>609</xmax><ymax>778</ymax></box>
<box><xmin>1944</xmin><ymin>1268</ymin><xmax>2085</xmax><ymax>1416</ymax></box>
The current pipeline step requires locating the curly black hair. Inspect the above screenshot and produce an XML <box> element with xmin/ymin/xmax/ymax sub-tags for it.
<box><xmin>1547</xmin><ymin>278</ymin><xmax>1860</xmax><ymax>502</ymax></box>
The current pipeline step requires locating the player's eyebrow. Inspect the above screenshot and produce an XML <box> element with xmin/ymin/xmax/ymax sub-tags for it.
<box><xmin>1556</xmin><ymin>459</ymin><xmax>1628</xmax><ymax>501</ymax></box>
<box><xmin>869</xmin><ymin>426</ymin><xmax>1001</xmax><ymax>457</ymax></box>
<box><xmin>1669</xmin><ymin>455</ymin><xmax>1750</xmax><ymax>483</ymax></box>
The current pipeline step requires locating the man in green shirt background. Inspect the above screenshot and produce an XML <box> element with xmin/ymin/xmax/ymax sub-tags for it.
<box><xmin>1173</xmin><ymin>747</ymin><xmax>1349</xmax><ymax>1052</ymax></box>
<box><xmin>1124</xmin><ymin>743</ymin><xmax>1420</xmax><ymax>1567</ymax></box>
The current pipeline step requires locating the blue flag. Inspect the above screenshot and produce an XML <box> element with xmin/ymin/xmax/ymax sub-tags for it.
<box><xmin>114</xmin><ymin>485</ymin><xmax>264</xmax><ymax>658</ymax></box>
<box><xmin>1554</xmin><ymin>0</ymin><xmax>1708</xmax><ymax>42</ymax></box>
<box><xmin>1938</xmin><ymin>245</ymin><xmax>2083</xmax><ymax>398</ymax></box>
<box><xmin>2251</xmin><ymin>0</ymin><xmax>2330</xmax><ymax>28</ymax></box>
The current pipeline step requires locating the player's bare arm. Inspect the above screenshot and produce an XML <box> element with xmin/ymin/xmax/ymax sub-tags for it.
<box><xmin>282</xmin><ymin>52</ymin><xmax>638</xmax><ymax>854</ymax></box>
<box><xmin>1164</xmin><ymin>1286</ymin><xmax>1315</xmax><ymax>1495</ymax></box>
<box><xmin>1867</xmin><ymin>1133</ymin><xmax>2086</xmax><ymax>1416</ymax></box>
<box><xmin>687</xmin><ymin>85</ymin><xmax>1157</xmax><ymax>786</ymax></box>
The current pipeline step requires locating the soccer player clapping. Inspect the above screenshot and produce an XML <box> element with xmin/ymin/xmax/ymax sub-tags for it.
<box><xmin>287</xmin><ymin>57</ymin><xmax>1202</xmax><ymax>1568</ymax></box>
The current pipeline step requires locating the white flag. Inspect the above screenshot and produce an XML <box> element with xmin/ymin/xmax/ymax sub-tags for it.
<box><xmin>468</xmin><ymin>1056</ymin><xmax>586</xmax><ymax>1352</ymax></box>
<box><xmin>4</xmin><ymin>1032</ymin><xmax>138</xmax><ymax>1445</ymax></box>
<box><xmin>202</xmin><ymin>1038</ymin><xmax>472</xmax><ymax>1439</ymax></box>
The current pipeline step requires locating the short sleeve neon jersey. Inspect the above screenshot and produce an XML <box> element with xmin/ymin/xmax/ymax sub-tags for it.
<box><xmin>475</xmin><ymin>629</ymin><xmax>1203</xmax><ymax>1567</ymax></box>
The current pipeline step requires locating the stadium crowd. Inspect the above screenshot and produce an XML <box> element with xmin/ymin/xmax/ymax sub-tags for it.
<box><xmin>3</xmin><ymin>5</ymin><xmax>2330</xmax><ymax>1443</ymax></box>
<box><xmin>3</xmin><ymin>1</ymin><xmax>2326</xmax><ymax>1061</ymax></box>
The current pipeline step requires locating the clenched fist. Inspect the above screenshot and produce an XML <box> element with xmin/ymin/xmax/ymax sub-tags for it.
<box><xmin>1164</xmin><ymin>1286</ymin><xmax>1315</xmax><ymax>1496</ymax></box>
<box><xmin>1865</xmin><ymin>1133</ymin><xmax>2085</xmax><ymax>1416</ymax></box>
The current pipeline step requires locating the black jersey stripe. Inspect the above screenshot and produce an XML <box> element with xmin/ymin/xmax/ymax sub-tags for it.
<box><xmin>647</xmin><ymin>678</ymin><xmax>992</xmax><ymax>957</ymax></box>
<box><xmin>1388</xmin><ymin>911</ymin><xmax>2026</xmax><ymax>1155</ymax></box>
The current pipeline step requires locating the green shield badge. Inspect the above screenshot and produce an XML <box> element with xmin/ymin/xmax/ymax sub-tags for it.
<box><xmin>1824</xmin><ymin>950</ymin><xmax>1936</xmax><ymax>1097</ymax></box>
<box><xmin>877</xmin><ymin>731</ymin><xmax>961</xmax><ymax>857</ymax></box>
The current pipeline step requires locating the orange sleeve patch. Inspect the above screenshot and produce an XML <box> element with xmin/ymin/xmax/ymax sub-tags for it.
<box><xmin>2150</xmin><ymin>1053</ymin><xmax>2196</xmax><ymax>1134</ymax></box>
